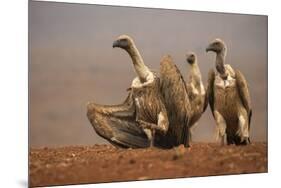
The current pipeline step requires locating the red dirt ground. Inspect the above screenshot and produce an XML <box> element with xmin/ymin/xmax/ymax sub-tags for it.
<box><xmin>29</xmin><ymin>142</ymin><xmax>267</xmax><ymax>187</ymax></box>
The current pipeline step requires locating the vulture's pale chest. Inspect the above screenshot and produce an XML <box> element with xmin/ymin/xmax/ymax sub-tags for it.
<box><xmin>215</xmin><ymin>75</ymin><xmax>236</xmax><ymax>90</ymax></box>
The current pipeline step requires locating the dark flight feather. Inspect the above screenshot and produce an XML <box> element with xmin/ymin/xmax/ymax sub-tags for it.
<box><xmin>87</xmin><ymin>92</ymin><xmax>150</xmax><ymax>148</ymax></box>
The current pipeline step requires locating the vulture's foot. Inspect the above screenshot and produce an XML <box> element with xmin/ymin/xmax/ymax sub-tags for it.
<box><xmin>173</xmin><ymin>144</ymin><xmax>186</xmax><ymax>159</ymax></box>
<box><xmin>238</xmin><ymin>136</ymin><xmax>251</xmax><ymax>145</ymax></box>
<box><xmin>227</xmin><ymin>134</ymin><xmax>250</xmax><ymax>146</ymax></box>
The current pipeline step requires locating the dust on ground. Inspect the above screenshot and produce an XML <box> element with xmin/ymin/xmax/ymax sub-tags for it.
<box><xmin>29</xmin><ymin>142</ymin><xmax>267</xmax><ymax>187</ymax></box>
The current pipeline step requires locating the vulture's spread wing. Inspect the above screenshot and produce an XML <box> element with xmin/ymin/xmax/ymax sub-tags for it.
<box><xmin>87</xmin><ymin>92</ymin><xmax>149</xmax><ymax>148</ymax></box>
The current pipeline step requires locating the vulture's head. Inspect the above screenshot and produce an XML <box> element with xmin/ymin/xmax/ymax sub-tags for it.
<box><xmin>186</xmin><ymin>52</ymin><xmax>196</xmax><ymax>65</ymax></box>
<box><xmin>206</xmin><ymin>38</ymin><xmax>227</xmax><ymax>54</ymax></box>
<box><xmin>113</xmin><ymin>35</ymin><xmax>134</xmax><ymax>50</ymax></box>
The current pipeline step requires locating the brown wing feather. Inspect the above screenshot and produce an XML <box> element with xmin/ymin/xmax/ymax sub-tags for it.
<box><xmin>159</xmin><ymin>55</ymin><xmax>191</xmax><ymax>146</ymax></box>
<box><xmin>87</xmin><ymin>92</ymin><xmax>149</xmax><ymax>148</ymax></box>
<box><xmin>235</xmin><ymin>69</ymin><xmax>252</xmax><ymax>126</ymax></box>
<box><xmin>207</xmin><ymin>69</ymin><xmax>216</xmax><ymax>116</ymax></box>
<box><xmin>160</xmin><ymin>55</ymin><xmax>191</xmax><ymax>120</ymax></box>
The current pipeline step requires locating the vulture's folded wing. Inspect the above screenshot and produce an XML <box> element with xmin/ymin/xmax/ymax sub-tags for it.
<box><xmin>235</xmin><ymin>69</ymin><xmax>252</xmax><ymax>127</ymax></box>
<box><xmin>159</xmin><ymin>55</ymin><xmax>190</xmax><ymax>145</ymax></box>
<box><xmin>160</xmin><ymin>55</ymin><xmax>191</xmax><ymax>123</ymax></box>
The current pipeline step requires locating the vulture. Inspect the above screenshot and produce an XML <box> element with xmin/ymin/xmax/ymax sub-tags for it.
<box><xmin>87</xmin><ymin>35</ymin><xmax>169</xmax><ymax>148</ymax></box>
<box><xmin>87</xmin><ymin>35</ymin><xmax>192</xmax><ymax>148</ymax></box>
<box><xmin>206</xmin><ymin>38</ymin><xmax>252</xmax><ymax>145</ymax></box>
<box><xmin>184</xmin><ymin>52</ymin><xmax>208</xmax><ymax>144</ymax></box>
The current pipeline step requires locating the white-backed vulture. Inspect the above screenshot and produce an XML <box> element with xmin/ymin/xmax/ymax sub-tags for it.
<box><xmin>206</xmin><ymin>38</ymin><xmax>252</xmax><ymax>145</ymax></box>
<box><xmin>87</xmin><ymin>35</ymin><xmax>193</xmax><ymax>148</ymax></box>
<box><xmin>184</xmin><ymin>52</ymin><xmax>208</xmax><ymax>144</ymax></box>
<box><xmin>87</xmin><ymin>35</ymin><xmax>169</xmax><ymax>148</ymax></box>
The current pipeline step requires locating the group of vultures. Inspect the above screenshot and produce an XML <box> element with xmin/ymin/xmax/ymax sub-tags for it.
<box><xmin>87</xmin><ymin>35</ymin><xmax>252</xmax><ymax>149</ymax></box>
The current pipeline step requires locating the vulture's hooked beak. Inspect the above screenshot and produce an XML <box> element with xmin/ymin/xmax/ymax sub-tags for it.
<box><xmin>186</xmin><ymin>56</ymin><xmax>195</xmax><ymax>65</ymax></box>
<box><xmin>112</xmin><ymin>40</ymin><xmax>119</xmax><ymax>48</ymax></box>
<box><xmin>206</xmin><ymin>45</ymin><xmax>213</xmax><ymax>52</ymax></box>
<box><xmin>112</xmin><ymin>39</ymin><xmax>129</xmax><ymax>49</ymax></box>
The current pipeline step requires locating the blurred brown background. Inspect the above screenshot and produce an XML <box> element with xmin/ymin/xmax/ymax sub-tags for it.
<box><xmin>29</xmin><ymin>1</ymin><xmax>267</xmax><ymax>147</ymax></box>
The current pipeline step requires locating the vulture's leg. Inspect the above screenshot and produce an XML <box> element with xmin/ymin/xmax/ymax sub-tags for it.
<box><xmin>248</xmin><ymin>137</ymin><xmax>251</xmax><ymax>144</ymax></box>
<box><xmin>143</xmin><ymin>128</ymin><xmax>153</xmax><ymax>147</ymax></box>
<box><xmin>214</xmin><ymin>110</ymin><xmax>227</xmax><ymax>146</ymax></box>
<box><xmin>137</xmin><ymin>120</ymin><xmax>155</xmax><ymax>147</ymax></box>
<box><xmin>137</xmin><ymin>120</ymin><xmax>159</xmax><ymax>147</ymax></box>
<box><xmin>137</xmin><ymin>111</ymin><xmax>169</xmax><ymax>147</ymax></box>
<box><xmin>188</xmin><ymin>122</ymin><xmax>198</xmax><ymax>147</ymax></box>
<box><xmin>237</xmin><ymin>110</ymin><xmax>250</xmax><ymax>145</ymax></box>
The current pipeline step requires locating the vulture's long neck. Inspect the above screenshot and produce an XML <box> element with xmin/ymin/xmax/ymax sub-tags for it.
<box><xmin>215</xmin><ymin>51</ymin><xmax>227</xmax><ymax>77</ymax></box>
<box><xmin>189</xmin><ymin>61</ymin><xmax>204</xmax><ymax>93</ymax></box>
<box><xmin>126</xmin><ymin>44</ymin><xmax>152</xmax><ymax>83</ymax></box>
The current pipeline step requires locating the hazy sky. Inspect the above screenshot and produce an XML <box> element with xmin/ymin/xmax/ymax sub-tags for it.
<box><xmin>29</xmin><ymin>1</ymin><xmax>267</xmax><ymax>147</ymax></box>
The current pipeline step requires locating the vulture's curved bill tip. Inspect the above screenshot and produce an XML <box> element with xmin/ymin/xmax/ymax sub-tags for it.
<box><xmin>112</xmin><ymin>39</ymin><xmax>129</xmax><ymax>49</ymax></box>
<box><xmin>112</xmin><ymin>40</ymin><xmax>119</xmax><ymax>48</ymax></box>
<box><xmin>206</xmin><ymin>46</ymin><xmax>211</xmax><ymax>52</ymax></box>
